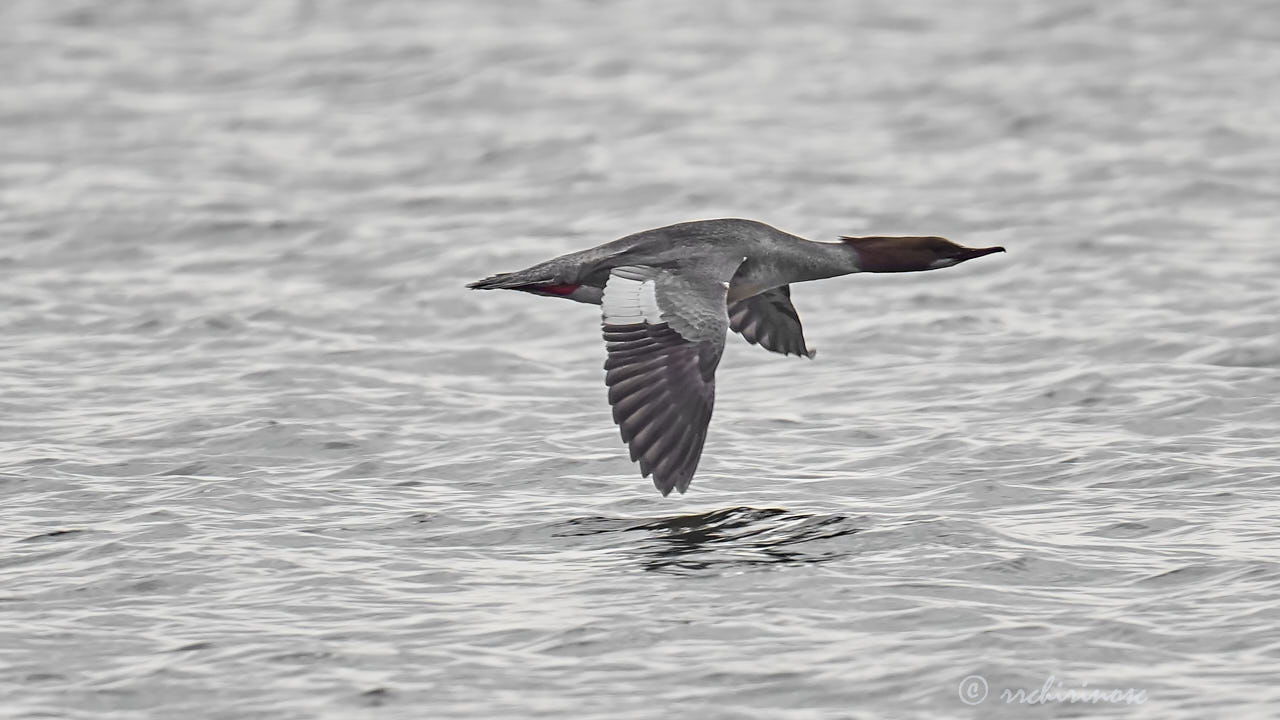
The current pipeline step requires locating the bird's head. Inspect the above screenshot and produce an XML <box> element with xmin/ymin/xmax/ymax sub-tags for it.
<box><xmin>840</xmin><ymin>235</ymin><xmax>1006</xmax><ymax>273</ymax></box>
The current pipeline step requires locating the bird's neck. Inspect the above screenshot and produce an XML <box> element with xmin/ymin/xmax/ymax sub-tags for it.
<box><xmin>783</xmin><ymin>240</ymin><xmax>864</xmax><ymax>283</ymax></box>
<box><xmin>727</xmin><ymin>236</ymin><xmax>864</xmax><ymax>304</ymax></box>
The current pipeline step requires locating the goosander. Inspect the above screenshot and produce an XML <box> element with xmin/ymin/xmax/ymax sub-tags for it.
<box><xmin>468</xmin><ymin>219</ymin><xmax>1004</xmax><ymax>496</ymax></box>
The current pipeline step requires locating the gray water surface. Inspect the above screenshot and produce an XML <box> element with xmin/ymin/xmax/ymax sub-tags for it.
<box><xmin>3</xmin><ymin>1</ymin><xmax>1280</xmax><ymax>718</ymax></box>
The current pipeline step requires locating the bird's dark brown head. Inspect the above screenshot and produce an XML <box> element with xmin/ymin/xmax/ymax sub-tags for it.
<box><xmin>840</xmin><ymin>235</ymin><xmax>1006</xmax><ymax>273</ymax></box>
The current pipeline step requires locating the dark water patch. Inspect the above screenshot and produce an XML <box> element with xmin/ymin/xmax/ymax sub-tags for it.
<box><xmin>325</xmin><ymin>460</ymin><xmax>383</xmax><ymax>479</ymax></box>
<box><xmin>19</xmin><ymin>529</ymin><xmax>84</xmax><ymax>543</ymax></box>
<box><xmin>1138</xmin><ymin>564</ymin><xmax>1223</xmax><ymax>587</ymax></box>
<box><xmin>358</xmin><ymin>687</ymin><xmax>393</xmax><ymax>707</ymax></box>
<box><xmin>555</xmin><ymin>507</ymin><xmax>862</xmax><ymax>574</ymax></box>
<box><xmin>167</xmin><ymin>641</ymin><xmax>215</xmax><ymax>653</ymax></box>
<box><xmin>267</xmin><ymin>650</ymin><xmax>335</xmax><ymax>664</ymax></box>
<box><xmin>1088</xmin><ymin>517</ymin><xmax>1185</xmax><ymax>539</ymax></box>
<box><xmin>158</xmin><ymin>462</ymin><xmax>206</xmax><ymax>476</ymax></box>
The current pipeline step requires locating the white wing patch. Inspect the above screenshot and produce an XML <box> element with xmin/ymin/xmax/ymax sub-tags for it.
<box><xmin>602</xmin><ymin>269</ymin><xmax>663</xmax><ymax>326</ymax></box>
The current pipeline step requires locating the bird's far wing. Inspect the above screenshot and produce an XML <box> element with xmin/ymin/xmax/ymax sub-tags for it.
<box><xmin>728</xmin><ymin>285</ymin><xmax>815</xmax><ymax>358</ymax></box>
<box><xmin>601</xmin><ymin>266</ymin><xmax>729</xmax><ymax>496</ymax></box>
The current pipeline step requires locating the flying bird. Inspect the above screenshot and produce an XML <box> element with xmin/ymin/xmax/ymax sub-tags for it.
<box><xmin>467</xmin><ymin>219</ymin><xmax>1004</xmax><ymax>496</ymax></box>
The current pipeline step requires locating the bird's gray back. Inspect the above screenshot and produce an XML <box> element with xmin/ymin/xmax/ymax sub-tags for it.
<box><xmin>559</xmin><ymin>218</ymin><xmax>792</xmax><ymax>284</ymax></box>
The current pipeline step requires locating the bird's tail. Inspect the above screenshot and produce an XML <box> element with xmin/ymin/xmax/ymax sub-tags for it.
<box><xmin>468</xmin><ymin>267</ymin><xmax>600</xmax><ymax>303</ymax></box>
<box><xmin>466</xmin><ymin>272</ymin><xmax>531</xmax><ymax>290</ymax></box>
<box><xmin>467</xmin><ymin>259</ymin><xmax>568</xmax><ymax>291</ymax></box>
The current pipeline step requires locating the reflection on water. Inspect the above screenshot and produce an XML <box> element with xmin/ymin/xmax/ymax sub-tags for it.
<box><xmin>556</xmin><ymin>507</ymin><xmax>862</xmax><ymax>573</ymax></box>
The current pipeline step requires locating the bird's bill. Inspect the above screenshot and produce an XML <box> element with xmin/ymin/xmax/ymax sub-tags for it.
<box><xmin>953</xmin><ymin>246</ymin><xmax>1006</xmax><ymax>262</ymax></box>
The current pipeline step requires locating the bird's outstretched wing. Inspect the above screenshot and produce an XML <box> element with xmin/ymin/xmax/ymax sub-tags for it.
<box><xmin>601</xmin><ymin>266</ymin><xmax>729</xmax><ymax>496</ymax></box>
<box><xmin>728</xmin><ymin>285</ymin><xmax>815</xmax><ymax>358</ymax></box>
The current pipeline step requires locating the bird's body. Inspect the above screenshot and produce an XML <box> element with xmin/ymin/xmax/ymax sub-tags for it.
<box><xmin>468</xmin><ymin>219</ymin><xmax>1004</xmax><ymax>496</ymax></box>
